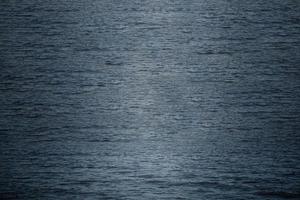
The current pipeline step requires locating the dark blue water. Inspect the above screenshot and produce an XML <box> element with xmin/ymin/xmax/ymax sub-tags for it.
<box><xmin>1</xmin><ymin>0</ymin><xmax>300</xmax><ymax>199</ymax></box>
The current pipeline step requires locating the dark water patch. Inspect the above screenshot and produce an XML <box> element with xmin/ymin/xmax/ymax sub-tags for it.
<box><xmin>256</xmin><ymin>191</ymin><xmax>300</xmax><ymax>199</ymax></box>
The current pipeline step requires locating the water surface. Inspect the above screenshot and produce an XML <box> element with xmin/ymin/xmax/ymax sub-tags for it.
<box><xmin>0</xmin><ymin>0</ymin><xmax>300</xmax><ymax>199</ymax></box>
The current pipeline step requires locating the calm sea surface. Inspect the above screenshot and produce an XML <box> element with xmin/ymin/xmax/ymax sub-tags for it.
<box><xmin>1</xmin><ymin>0</ymin><xmax>300</xmax><ymax>199</ymax></box>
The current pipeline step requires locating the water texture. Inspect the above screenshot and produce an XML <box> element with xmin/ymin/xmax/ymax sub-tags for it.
<box><xmin>0</xmin><ymin>0</ymin><xmax>300</xmax><ymax>199</ymax></box>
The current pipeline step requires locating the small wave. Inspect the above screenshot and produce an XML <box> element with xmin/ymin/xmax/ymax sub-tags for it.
<box><xmin>105</xmin><ymin>61</ymin><xmax>124</xmax><ymax>66</ymax></box>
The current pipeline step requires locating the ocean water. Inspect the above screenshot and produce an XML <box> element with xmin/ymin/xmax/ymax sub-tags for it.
<box><xmin>0</xmin><ymin>0</ymin><xmax>300</xmax><ymax>199</ymax></box>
